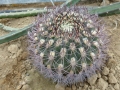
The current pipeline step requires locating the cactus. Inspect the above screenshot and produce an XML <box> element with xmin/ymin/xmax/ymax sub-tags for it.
<box><xmin>28</xmin><ymin>6</ymin><xmax>108</xmax><ymax>85</ymax></box>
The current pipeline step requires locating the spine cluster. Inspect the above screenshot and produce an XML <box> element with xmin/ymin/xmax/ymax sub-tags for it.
<box><xmin>28</xmin><ymin>6</ymin><xmax>108</xmax><ymax>85</ymax></box>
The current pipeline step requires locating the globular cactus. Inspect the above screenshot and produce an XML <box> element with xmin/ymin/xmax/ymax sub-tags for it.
<box><xmin>28</xmin><ymin>6</ymin><xmax>108</xmax><ymax>85</ymax></box>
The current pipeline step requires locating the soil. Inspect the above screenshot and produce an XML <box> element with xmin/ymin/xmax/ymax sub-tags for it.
<box><xmin>0</xmin><ymin>1</ymin><xmax>120</xmax><ymax>90</ymax></box>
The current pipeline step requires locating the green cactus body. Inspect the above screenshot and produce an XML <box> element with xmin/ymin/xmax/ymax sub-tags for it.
<box><xmin>28</xmin><ymin>6</ymin><xmax>108</xmax><ymax>85</ymax></box>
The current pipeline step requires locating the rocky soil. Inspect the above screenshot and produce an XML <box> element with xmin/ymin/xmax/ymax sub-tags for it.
<box><xmin>0</xmin><ymin>1</ymin><xmax>120</xmax><ymax>90</ymax></box>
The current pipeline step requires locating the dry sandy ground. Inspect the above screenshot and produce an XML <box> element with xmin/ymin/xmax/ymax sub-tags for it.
<box><xmin>0</xmin><ymin>2</ymin><xmax>120</xmax><ymax>90</ymax></box>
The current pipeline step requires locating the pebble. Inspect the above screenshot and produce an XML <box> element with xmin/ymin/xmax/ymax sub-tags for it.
<box><xmin>55</xmin><ymin>84</ymin><xmax>65</xmax><ymax>90</ymax></box>
<box><xmin>102</xmin><ymin>67</ymin><xmax>109</xmax><ymax>75</ymax></box>
<box><xmin>97</xmin><ymin>78</ymin><xmax>108</xmax><ymax>90</ymax></box>
<box><xmin>102</xmin><ymin>76</ymin><xmax>108</xmax><ymax>81</ymax></box>
<box><xmin>22</xmin><ymin>74</ymin><xmax>26</xmax><ymax>79</ymax></box>
<box><xmin>16</xmin><ymin>48</ymin><xmax>23</xmax><ymax>57</ymax></box>
<box><xmin>116</xmin><ymin>66</ymin><xmax>120</xmax><ymax>70</ymax></box>
<box><xmin>87</xmin><ymin>74</ymin><xmax>98</xmax><ymax>85</ymax></box>
<box><xmin>22</xmin><ymin>84</ymin><xmax>31</xmax><ymax>90</ymax></box>
<box><xmin>11</xmin><ymin>54</ymin><xmax>17</xmax><ymax>59</ymax></box>
<box><xmin>21</xmin><ymin>51</ymin><xmax>28</xmax><ymax>60</ymax></box>
<box><xmin>101</xmin><ymin>0</ymin><xmax>110</xmax><ymax>6</ymax></box>
<box><xmin>0</xmin><ymin>78</ymin><xmax>4</xmax><ymax>85</ymax></box>
<box><xmin>24</xmin><ymin>60</ymin><xmax>32</xmax><ymax>70</ymax></box>
<box><xmin>110</xmin><ymin>69</ymin><xmax>115</xmax><ymax>74</ymax></box>
<box><xmin>18</xmin><ymin>23</ymin><xmax>21</xmax><ymax>25</ymax></box>
<box><xmin>87</xmin><ymin>87</ymin><xmax>91</xmax><ymax>90</ymax></box>
<box><xmin>16</xmin><ymin>84</ymin><xmax>22</xmax><ymax>90</ymax></box>
<box><xmin>108</xmin><ymin>73</ymin><xmax>117</xmax><ymax>84</ymax></box>
<box><xmin>114</xmin><ymin>83</ymin><xmax>119</xmax><ymax>90</ymax></box>
<box><xmin>34</xmin><ymin>72</ymin><xmax>40</xmax><ymax>78</ymax></box>
<box><xmin>19</xmin><ymin>80</ymin><xmax>26</xmax><ymax>85</ymax></box>
<box><xmin>78</xmin><ymin>87</ymin><xmax>82</xmax><ymax>90</ymax></box>
<box><xmin>97</xmin><ymin>72</ymin><xmax>101</xmax><ymax>78</ymax></box>
<box><xmin>8</xmin><ymin>44</ymin><xmax>19</xmax><ymax>54</ymax></box>
<box><xmin>91</xmin><ymin>86</ymin><xmax>95</xmax><ymax>90</ymax></box>
<box><xmin>83</xmin><ymin>84</ymin><xmax>88</xmax><ymax>90</ymax></box>
<box><xmin>24</xmin><ymin>76</ymin><xmax>32</xmax><ymax>84</ymax></box>
<box><xmin>107</xmin><ymin>85</ymin><xmax>115</xmax><ymax>90</ymax></box>
<box><xmin>28</xmin><ymin>69</ymin><xmax>35</xmax><ymax>74</ymax></box>
<box><xmin>107</xmin><ymin>59</ymin><xmax>116</xmax><ymax>68</ymax></box>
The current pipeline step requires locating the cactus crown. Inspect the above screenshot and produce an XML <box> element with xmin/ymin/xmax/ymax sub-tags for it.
<box><xmin>28</xmin><ymin>6</ymin><xmax>108</xmax><ymax>85</ymax></box>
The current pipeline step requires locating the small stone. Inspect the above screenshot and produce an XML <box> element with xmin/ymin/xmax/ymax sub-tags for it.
<box><xmin>91</xmin><ymin>86</ymin><xmax>95</xmax><ymax>90</ymax></box>
<box><xmin>97</xmin><ymin>72</ymin><xmax>101</xmax><ymax>78</ymax></box>
<box><xmin>87</xmin><ymin>87</ymin><xmax>91</xmax><ymax>90</ymax></box>
<box><xmin>8</xmin><ymin>44</ymin><xmax>19</xmax><ymax>54</ymax></box>
<box><xmin>16</xmin><ymin>84</ymin><xmax>22</xmax><ymax>90</ymax></box>
<box><xmin>22</xmin><ymin>74</ymin><xmax>26</xmax><ymax>79</ymax></box>
<box><xmin>11</xmin><ymin>54</ymin><xmax>17</xmax><ymax>58</ymax></box>
<box><xmin>102</xmin><ymin>76</ymin><xmax>108</xmax><ymax>81</ymax></box>
<box><xmin>110</xmin><ymin>69</ymin><xmax>115</xmax><ymax>74</ymax></box>
<box><xmin>19</xmin><ymin>80</ymin><xmax>26</xmax><ymax>85</ymax></box>
<box><xmin>97</xmin><ymin>78</ymin><xmax>108</xmax><ymax>90</ymax></box>
<box><xmin>116</xmin><ymin>66</ymin><xmax>120</xmax><ymax>70</ymax></box>
<box><xmin>78</xmin><ymin>87</ymin><xmax>82</xmax><ymax>90</ymax></box>
<box><xmin>114</xmin><ymin>83</ymin><xmax>119</xmax><ymax>90</ymax></box>
<box><xmin>102</xmin><ymin>67</ymin><xmax>109</xmax><ymax>75</ymax></box>
<box><xmin>87</xmin><ymin>74</ymin><xmax>98</xmax><ymax>85</ymax></box>
<box><xmin>107</xmin><ymin>59</ymin><xmax>116</xmax><ymax>68</ymax></box>
<box><xmin>18</xmin><ymin>23</ymin><xmax>21</xmax><ymax>25</ymax></box>
<box><xmin>83</xmin><ymin>84</ymin><xmax>88</xmax><ymax>90</ymax></box>
<box><xmin>107</xmin><ymin>85</ymin><xmax>115</xmax><ymax>90</ymax></box>
<box><xmin>28</xmin><ymin>69</ymin><xmax>35</xmax><ymax>74</ymax></box>
<box><xmin>22</xmin><ymin>84</ymin><xmax>31</xmax><ymax>90</ymax></box>
<box><xmin>55</xmin><ymin>84</ymin><xmax>65</xmax><ymax>90</ymax></box>
<box><xmin>0</xmin><ymin>78</ymin><xmax>4</xmax><ymax>85</ymax></box>
<box><xmin>101</xmin><ymin>0</ymin><xmax>110</xmax><ymax>6</ymax></box>
<box><xmin>21</xmin><ymin>52</ymin><xmax>28</xmax><ymax>60</ymax></box>
<box><xmin>16</xmin><ymin>49</ymin><xmax>23</xmax><ymax>57</ymax></box>
<box><xmin>108</xmin><ymin>73</ymin><xmax>117</xmax><ymax>84</ymax></box>
<box><xmin>24</xmin><ymin>76</ymin><xmax>32</xmax><ymax>84</ymax></box>
<box><xmin>8</xmin><ymin>22</ymin><xmax>11</xmax><ymax>24</ymax></box>
<box><xmin>34</xmin><ymin>72</ymin><xmax>40</xmax><ymax>78</ymax></box>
